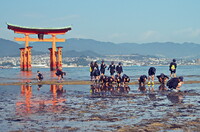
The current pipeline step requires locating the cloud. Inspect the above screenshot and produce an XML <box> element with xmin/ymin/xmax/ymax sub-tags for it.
<box><xmin>174</xmin><ymin>28</ymin><xmax>200</xmax><ymax>38</ymax></box>
<box><xmin>142</xmin><ymin>30</ymin><xmax>158</xmax><ymax>40</ymax></box>
<box><xmin>137</xmin><ymin>30</ymin><xmax>165</xmax><ymax>42</ymax></box>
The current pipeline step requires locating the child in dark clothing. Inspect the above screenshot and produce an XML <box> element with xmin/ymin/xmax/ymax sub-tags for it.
<box><xmin>116</xmin><ymin>62</ymin><xmax>123</xmax><ymax>76</ymax></box>
<box><xmin>37</xmin><ymin>71</ymin><xmax>43</xmax><ymax>82</ymax></box>
<box><xmin>100</xmin><ymin>60</ymin><xmax>107</xmax><ymax>75</ymax></box>
<box><xmin>167</xmin><ymin>76</ymin><xmax>184</xmax><ymax>92</ymax></box>
<box><xmin>93</xmin><ymin>61</ymin><xmax>100</xmax><ymax>81</ymax></box>
<box><xmin>169</xmin><ymin>59</ymin><xmax>177</xmax><ymax>78</ymax></box>
<box><xmin>56</xmin><ymin>67</ymin><xmax>65</xmax><ymax>82</ymax></box>
<box><xmin>107</xmin><ymin>61</ymin><xmax>115</xmax><ymax>76</ymax></box>
<box><xmin>90</xmin><ymin>61</ymin><xmax>95</xmax><ymax>81</ymax></box>
<box><xmin>138</xmin><ymin>75</ymin><xmax>147</xmax><ymax>87</ymax></box>
<box><xmin>147</xmin><ymin>67</ymin><xmax>156</xmax><ymax>86</ymax></box>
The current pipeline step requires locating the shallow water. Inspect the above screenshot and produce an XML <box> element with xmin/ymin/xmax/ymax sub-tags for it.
<box><xmin>0</xmin><ymin>84</ymin><xmax>200</xmax><ymax>131</ymax></box>
<box><xmin>1</xmin><ymin>65</ymin><xmax>200</xmax><ymax>83</ymax></box>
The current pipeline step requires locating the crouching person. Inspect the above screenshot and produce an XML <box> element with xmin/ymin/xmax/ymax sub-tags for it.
<box><xmin>138</xmin><ymin>75</ymin><xmax>148</xmax><ymax>92</ymax></box>
<box><xmin>122</xmin><ymin>74</ymin><xmax>130</xmax><ymax>84</ymax></box>
<box><xmin>37</xmin><ymin>71</ymin><xmax>43</xmax><ymax>82</ymax></box>
<box><xmin>56</xmin><ymin>67</ymin><xmax>66</xmax><ymax>82</ymax></box>
<box><xmin>167</xmin><ymin>76</ymin><xmax>184</xmax><ymax>92</ymax></box>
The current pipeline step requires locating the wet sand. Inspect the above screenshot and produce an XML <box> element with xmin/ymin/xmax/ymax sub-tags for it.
<box><xmin>0</xmin><ymin>84</ymin><xmax>200</xmax><ymax>131</ymax></box>
<box><xmin>1</xmin><ymin>80</ymin><xmax>200</xmax><ymax>86</ymax></box>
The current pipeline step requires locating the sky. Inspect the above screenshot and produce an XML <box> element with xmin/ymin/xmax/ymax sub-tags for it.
<box><xmin>1</xmin><ymin>0</ymin><xmax>200</xmax><ymax>44</ymax></box>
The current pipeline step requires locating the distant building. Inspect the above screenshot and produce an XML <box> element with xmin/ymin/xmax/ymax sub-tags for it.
<box><xmin>196</xmin><ymin>59</ymin><xmax>200</xmax><ymax>65</ymax></box>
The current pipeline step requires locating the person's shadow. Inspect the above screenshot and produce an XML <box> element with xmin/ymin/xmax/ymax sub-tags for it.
<box><xmin>167</xmin><ymin>92</ymin><xmax>184</xmax><ymax>103</ymax></box>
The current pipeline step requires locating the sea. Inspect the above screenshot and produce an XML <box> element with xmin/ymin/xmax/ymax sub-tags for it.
<box><xmin>0</xmin><ymin>65</ymin><xmax>200</xmax><ymax>131</ymax></box>
<box><xmin>1</xmin><ymin>65</ymin><xmax>200</xmax><ymax>83</ymax></box>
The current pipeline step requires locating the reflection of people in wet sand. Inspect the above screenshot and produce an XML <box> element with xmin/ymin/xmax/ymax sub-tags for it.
<box><xmin>138</xmin><ymin>85</ymin><xmax>147</xmax><ymax>92</ymax></box>
<box><xmin>90</xmin><ymin>83</ymin><xmax>130</xmax><ymax>96</ymax></box>
<box><xmin>167</xmin><ymin>92</ymin><xmax>183</xmax><ymax>103</ymax></box>
<box><xmin>167</xmin><ymin>76</ymin><xmax>184</xmax><ymax>92</ymax></box>
<box><xmin>37</xmin><ymin>84</ymin><xmax>43</xmax><ymax>91</ymax></box>
<box><xmin>148</xmin><ymin>93</ymin><xmax>156</xmax><ymax>101</ymax></box>
<box><xmin>56</xmin><ymin>85</ymin><xmax>66</xmax><ymax>97</ymax></box>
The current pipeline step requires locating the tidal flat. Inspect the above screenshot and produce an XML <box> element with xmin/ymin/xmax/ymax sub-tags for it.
<box><xmin>0</xmin><ymin>84</ymin><xmax>200</xmax><ymax>131</ymax></box>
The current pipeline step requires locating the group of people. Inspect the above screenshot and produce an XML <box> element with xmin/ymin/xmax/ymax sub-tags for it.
<box><xmin>138</xmin><ymin>59</ymin><xmax>184</xmax><ymax>92</ymax></box>
<box><xmin>89</xmin><ymin>59</ymin><xmax>183</xmax><ymax>93</ymax></box>
<box><xmin>90</xmin><ymin>60</ymin><xmax>124</xmax><ymax>81</ymax></box>
<box><xmin>89</xmin><ymin>60</ymin><xmax>131</xmax><ymax>95</ymax></box>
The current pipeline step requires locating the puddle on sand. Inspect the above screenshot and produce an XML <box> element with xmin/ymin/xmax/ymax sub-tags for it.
<box><xmin>0</xmin><ymin>84</ymin><xmax>200</xmax><ymax>131</ymax></box>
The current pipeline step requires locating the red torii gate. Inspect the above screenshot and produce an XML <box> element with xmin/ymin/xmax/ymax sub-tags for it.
<box><xmin>7</xmin><ymin>23</ymin><xmax>72</xmax><ymax>71</ymax></box>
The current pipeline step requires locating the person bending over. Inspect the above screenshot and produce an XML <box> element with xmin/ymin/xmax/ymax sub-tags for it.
<box><xmin>37</xmin><ymin>71</ymin><xmax>43</xmax><ymax>82</ymax></box>
<box><xmin>147</xmin><ymin>67</ymin><xmax>156</xmax><ymax>86</ymax></box>
<box><xmin>167</xmin><ymin>76</ymin><xmax>184</xmax><ymax>92</ymax></box>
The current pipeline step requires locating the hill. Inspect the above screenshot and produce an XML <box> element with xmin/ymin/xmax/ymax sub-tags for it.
<box><xmin>1</xmin><ymin>38</ymin><xmax>200</xmax><ymax>58</ymax></box>
<box><xmin>30</xmin><ymin>38</ymin><xmax>200</xmax><ymax>58</ymax></box>
<box><xmin>0</xmin><ymin>38</ymin><xmax>21</xmax><ymax>57</ymax></box>
<box><xmin>62</xmin><ymin>50</ymin><xmax>103</xmax><ymax>57</ymax></box>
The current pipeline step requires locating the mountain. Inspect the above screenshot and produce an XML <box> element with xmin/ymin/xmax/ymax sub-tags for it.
<box><xmin>62</xmin><ymin>50</ymin><xmax>103</xmax><ymax>57</ymax></box>
<box><xmin>1</xmin><ymin>38</ymin><xmax>200</xmax><ymax>58</ymax></box>
<box><xmin>0</xmin><ymin>38</ymin><xmax>21</xmax><ymax>57</ymax></box>
<box><xmin>66</xmin><ymin>39</ymin><xmax>200</xmax><ymax>58</ymax></box>
<box><xmin>0</xmin><ymin>38</ymin><xmax>47</xmax><ymax>57</ymax></box>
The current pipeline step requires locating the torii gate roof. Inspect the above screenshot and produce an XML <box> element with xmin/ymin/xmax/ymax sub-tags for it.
<box><xmin>7</xmin><ymin>23</ymin><xmax>72</xmax><ymax>34</ymax></box>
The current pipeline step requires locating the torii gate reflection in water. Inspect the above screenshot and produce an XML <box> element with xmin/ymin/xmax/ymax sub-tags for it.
<box><xmin>7</xmin><ymin>23</ymin><xmax>72</xmax><ymax>71</ymax></box>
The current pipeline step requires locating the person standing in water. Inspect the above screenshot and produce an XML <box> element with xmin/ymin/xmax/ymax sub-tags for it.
<box><xmin>108</xmin><ymin>61</ymin><xmax>115</xmax><ymax>77</ymax></box>
<box><xmin>116</xmin><ymin>62</ymin><xmax>123</xmax><ymax>76</ymax></box>
<box><xmin>90</xmin><ymin>61</ymin><xmax>95</xmax><ymax>81</ymax></box>
<box><xmin>100</xmin><ymin>60</ymin><xmax>107</xmax><ymax>75</ymax></box>
<box><xmin>93</xmin><ymin>61</ymin><xmax>100</xmax><ymax>81</ymax></box>
<box><xmin>169</xmin><ymin>59</ymin><xmax>177</xmax><ymax>78</ymax></box>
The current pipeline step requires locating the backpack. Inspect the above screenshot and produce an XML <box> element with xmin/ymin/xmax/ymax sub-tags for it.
<box><xmin>171</xmin><ymin>65</ymin><xmax>175</xmax><ymax>70</ymax></box>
